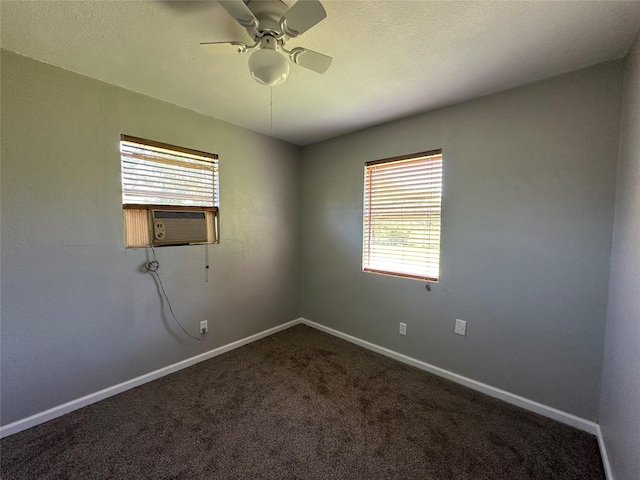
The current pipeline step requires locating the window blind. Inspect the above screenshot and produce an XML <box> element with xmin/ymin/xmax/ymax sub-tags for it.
<box><xmin>120</xmin><ymin>136</ymin><xmax>219</xmax><ymax>207</ymax></box>
<box><xmin>363</xmin><ymin>150</ymin><xmax>443</xmax><ymax>282</ymax></box>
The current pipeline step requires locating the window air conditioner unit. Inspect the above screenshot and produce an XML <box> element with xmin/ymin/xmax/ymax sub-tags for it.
<box><xmin>151</xmin><ymin>210</ymin><xmax>208</xmax><ymax>246</ymax></box>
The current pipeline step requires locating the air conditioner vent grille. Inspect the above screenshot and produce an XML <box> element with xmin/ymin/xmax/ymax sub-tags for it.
<box><xmin>151</xmin><ymin>210</ymin><xmax>208</xmax><ymax>245</ymax></box>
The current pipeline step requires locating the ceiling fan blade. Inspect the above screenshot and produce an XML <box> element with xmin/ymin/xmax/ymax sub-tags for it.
<box><xmin>219</xmin><ymin>0</ymin><xmax>258</xmax><ymax>29</ymax></box>
<box><xmin>290</xmin><ymin>47</ymin><xmax>331</xmax><ymax>74</ymax></box>
<box><xmin>281</xmin><ymin>0</ymin><xmax>327</xmax><ymax>37</ymax></box>
<box><xmin>200</xmin><ymin>41</ymin><xmax>248</xmax><ymax>55</ymax></box>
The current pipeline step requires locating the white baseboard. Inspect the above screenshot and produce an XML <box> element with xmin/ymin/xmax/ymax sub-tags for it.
<box><xmin>596</xmin><ymin>425</ymin><xmax>614</xmax><ymax>480</ymax></box>
<box><xmin>0</xmin><ymin>318</ymin><xmax>303</xmax><ymax>439</ymax></box>
<box><xmin>300</xmin><ymin>318</ymin><xmax>599</xmax><ymax>435</ymax></box>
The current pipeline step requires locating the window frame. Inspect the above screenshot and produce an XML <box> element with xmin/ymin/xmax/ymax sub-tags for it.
<box><xmin>120</xmin><ymin>135</ymin><xmax>220</xmax><ymax>248</ymax></box>
<box><xmin>362</xmin><ymin>149</ymin><xmax>443</xmax><ymax>282</ymax></box>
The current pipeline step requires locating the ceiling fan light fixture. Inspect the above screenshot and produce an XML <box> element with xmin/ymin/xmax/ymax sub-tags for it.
<box><xmin>248</xmin><ymin>48</ymin><xmax>290</xmax><ymax>86</ymax></box>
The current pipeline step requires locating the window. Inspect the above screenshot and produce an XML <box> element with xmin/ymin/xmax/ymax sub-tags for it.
<box><xmin>363</xmin><ymin>150</ymin><xmax>443</xmax><ymax>281</ymax></box>
<box><xmin>120</xmin><ymin>135</ymin><xmax>219</xmax><ymax>247</ymax></box>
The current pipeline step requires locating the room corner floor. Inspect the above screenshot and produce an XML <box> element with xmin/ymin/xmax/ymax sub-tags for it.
<box><xmin>0</xmin><ymin>324</ymin><xmax>604</xmax><ymax>479</ymax></box>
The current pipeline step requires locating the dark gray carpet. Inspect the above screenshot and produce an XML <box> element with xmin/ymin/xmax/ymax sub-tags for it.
<box><xmin>1</xmin><ymin>324</ymin><xmax>604</xmax><ymax>479</ymax></box>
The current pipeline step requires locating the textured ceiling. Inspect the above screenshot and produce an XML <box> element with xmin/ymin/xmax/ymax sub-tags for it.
<box><xmin>2</xmin><ymin>1</ymin><xmax>640</xmax><ymax>146</ymax></box>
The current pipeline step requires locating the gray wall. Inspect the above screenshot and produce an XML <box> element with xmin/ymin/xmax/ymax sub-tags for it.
<box><xmin>0</xmin><ymin>51</ymin><xmax>301</xmax><ymax>426</ymax></box>
<box><xmin>600</xmin><ymin>28</ymin><xmax>640</xmax><ymax>480</ymax></box>
<box><xmin>0</xmin><ymin>44</ymin><xmax>633</xmax><ymax>438</ymax></box>
<box><xmin>300</xmin><ymin>61</ymin><xmax>623</xmax><ymax>421</ymax></box>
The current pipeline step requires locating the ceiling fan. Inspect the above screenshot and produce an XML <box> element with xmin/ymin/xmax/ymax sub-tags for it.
<box><xmin>201</xmin><ymin>0</ymin><xmax>331</xmax><ymax>86</ymax></box>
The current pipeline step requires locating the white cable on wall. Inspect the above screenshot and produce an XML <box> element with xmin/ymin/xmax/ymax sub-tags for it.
<box><xmin>145</xmin><ymin>244</ymin><xmax>204</xmax><ymax>341</ymax></box>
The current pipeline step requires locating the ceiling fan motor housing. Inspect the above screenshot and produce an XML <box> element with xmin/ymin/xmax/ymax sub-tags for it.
<box><xmin>246</xmin><ymin>0</ymin><xmax>289</xmax><ymax>37</ymax></box>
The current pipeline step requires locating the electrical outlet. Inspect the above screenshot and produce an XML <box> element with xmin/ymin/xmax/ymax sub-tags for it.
<box><xmin>455</xmin><ymin>319</ymin><xmax>467</xmax><ymax>336</ymax></box>
<box><xmin>399</xmin><ymin>322</ymin><xmax>407</xmax><ymax>336</ymax></box>
<box><xmin>200</xmin><ymin>320</ymin><xmax>208</xmax><ymax>334</ymax></box>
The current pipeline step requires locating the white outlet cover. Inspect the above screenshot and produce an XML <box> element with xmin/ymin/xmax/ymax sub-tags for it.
<box><xmin>399</xmin><ymin>322</ymin><xmax>407</xmax><ymax>335</ymax></box>
<box><xmin>455</xmin><ymin>319</ymin><xmax>467</xmax><ymax>336</ymax></box>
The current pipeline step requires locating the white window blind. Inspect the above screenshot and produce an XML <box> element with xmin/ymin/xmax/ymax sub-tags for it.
<box><xmin>363</xmin><ymin>150</ymin><xmax>443</xmax><ymax>282</ymax></box>
<box><xmin>121</xmin><ymin>136</ymin><xmax>219</xmax><ymax>207</ymax></box>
